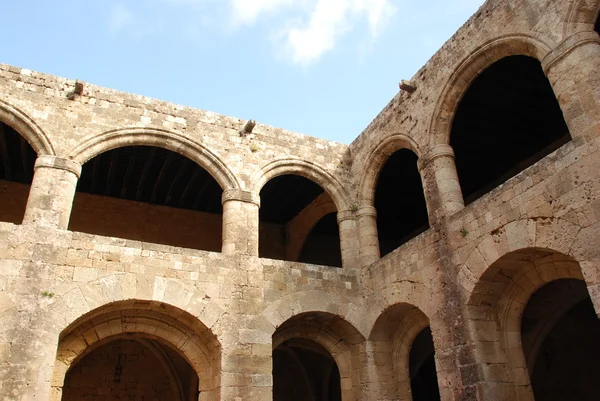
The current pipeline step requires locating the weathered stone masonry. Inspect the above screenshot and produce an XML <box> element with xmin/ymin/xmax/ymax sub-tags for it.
<box><xmin>1</xmin><ymin>0</ymin><xmax>600</xmax><ymax>400</ymax></box>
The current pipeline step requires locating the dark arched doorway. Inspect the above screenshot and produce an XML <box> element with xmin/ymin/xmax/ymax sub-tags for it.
<box><xmin>62</xmin><ymin>337</ymin><xmax>199</xmax><ymax>401</ymax></box>
<box><xmin>374</xmin><ymin>149</ymin><xmax>429</xmax><ymax>257</ymax></box>
<box><xmin>409</xmin><ymin>327</ymin><xmax>440</xmax><ymax>401</ymax></box>
<box><xmin>522</xmin><ymin>279</ymin><xmax>600</xmax><ymax>401</ymax></box>
<box><xmin>273</xmin><ymin>339</ymin><xmax>342</xmax><ymax>401</ymax></box>
<box><xmin>0</xmin><ymin>121</ymin><xmax>36</xmax><ymax>223</ymax></box>
<box><xmin>450</xmin><ymin>55</ymin><xmax>570</xmax><ymax>204</ymax></box>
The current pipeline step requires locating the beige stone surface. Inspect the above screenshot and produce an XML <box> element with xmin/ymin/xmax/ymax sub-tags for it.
<box><xmin>1</xmin><ymin>0</ymin><xmax>600</xmax><ymax>399</ymax></box>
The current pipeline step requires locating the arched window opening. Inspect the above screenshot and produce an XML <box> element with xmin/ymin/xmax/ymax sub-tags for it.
<box><xmin>374</xmin><ymin>149</ymin><xmax>429</xmax><ymax>257</ymax></box>
<box><xmin>62</xmin><ymin>338</ymin><xmax>199</xmax><ymax>401</ymax></box>
<box><xmin>409</xmin><ymin>327</ymin><xmax>441</xmax><ymax>401</ymax></box>
<box><xmin>69</xmin><ymin>146</ymin><xmax>223</xmax><ymax>251</ymax></box>
<box><xmin>298</xmin><ymin>213</ymin><xmax>342</xmax><ymax>267</ymax></box>
<box><xmin>451</xmin><ymin>55</ymin><xmax>570</xmax><ymax>205</ymax></box>
<box><xmin>259</xmin><ymin>175</ymin><xmax>341</xmax><ymax>266</ymax></box>
<box><xmin>0</xmin><ymin>121</ymin><xmax>36</xmax><ymax>224</ymax></box>
<box><xmin>522</xmin><ymin>279</ymin><xmax>600</xmax><ymax>401</ymax></box>
<box><xmin>273</xmin><ymin>339</ymin><xmax>342</xmax><ymax>401</ymax></box>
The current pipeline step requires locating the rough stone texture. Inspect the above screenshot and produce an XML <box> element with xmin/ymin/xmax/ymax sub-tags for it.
<box><xmin>1</xmin><ymin>0</ymin><xmax>600</xmax><ymax>400</ymax></box>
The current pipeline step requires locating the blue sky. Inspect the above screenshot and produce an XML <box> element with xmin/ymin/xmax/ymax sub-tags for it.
<box><xmin>1</xmin><ymin>0</ymin><xmax>485</xmax><ymax>143</ymax></box>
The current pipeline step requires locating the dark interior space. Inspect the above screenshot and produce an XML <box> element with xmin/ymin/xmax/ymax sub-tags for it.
<box><xmin>409</xmin><ymin>327</ymin><xmax>441</xmax><ymax>401</ymax></box>
<box><xmin>0</xmin><ymin>121</ymin><xmax>36</xmax><ymax>224</ymax></box>
<box><xmin>595</xmin><ymin>15</ymin><xmax>600</xmax><ymax>34</ymax></box>
<box><xmin>450</xmin><ymin>55</ymin><xmax>570</xmax><ymax>205</ymax></box>
<box><xmin>62</xmin><ymin>338</ymin><xmax>199</xmax><ymax>401</ymax></box>
<box><xmin>522</xmin><ymin>279</ymin><xmax>600</xmax><ymax>401</ymax></box>
<box><xmin>273</xmin><ymin>339</ymin><xmax>341</xmax><ymax>401</ymax></box>
<box><xmin>260</xmin><ymin>175</ymin><xmax>341</xmax><ymax>266</ymax></box>
<box><xmin>299</xmin><ymin>213</ymin><xmax>342</xmax><ymax>267</ymax></box>
<box><xmin>374</xmin><ymin>149</ymin><xmax>429</xmax><ymax>257</ymax></box>
<box><xmin>70</xmin><ymin>146</ymin><xmax>224</xmax><ymax>251</ymax></box>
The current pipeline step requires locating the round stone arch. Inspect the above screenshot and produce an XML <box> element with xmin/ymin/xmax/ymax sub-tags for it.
<box><xmin>428</xmin><ymin>34</ymin><xmax>553</xmax><ymax>147</ymax></box>
<box><xmin>368</xmin><ymin>302</ymin><xmax>432</xmax><ymax>401</ymax></box>
<box><xmin>272</xmin><ymin>310</ymin><xmax>366</xmax><ymax>401</ymax></box>
<box><xmin>50</xmin><ymin>299</ymin><xmax>222</xmax><ymax>401</ymax></box>
<box><xmin>356</xmin><ymin>133</ymin><xmax>421</xmax><ymax>206</ymax></box>
<box><xmin>0</xmin><ymin>98</ymin><xmax>54</xmax><ymax>156</ymax></box>
<box><xmin>564</xmin><ymin>0</ymin><xmax>600</xmax><ymax>37</ymax></box>
<box><xmin>67</xmin><ymin>127</ymin><xmax>240</xmax><ymax>191</ymax></box>
<box><xmin>459</xmin><ymin>216</ymin><xmax>595</xmax><ymax>400</ymax></box>
<box><xmin>466</xmin><ymin>247</ymin><xmax>586</xmax><ymax>401</ymax></box>
<box><xmin>259</xmin><ymin>290</ymin><xmax>368</xmax><ymax>337</ymax></box>
<box><xmin>250</xmin><ymin>158</ymin><xmax>352</xmax><ymax>212</ymax></box>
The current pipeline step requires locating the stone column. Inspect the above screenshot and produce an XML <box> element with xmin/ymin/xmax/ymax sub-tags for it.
<box><xmin>542</xmin><ymin>31</ymin><xmax>600</xmax><ymax>139</ymax></box>
<box><xmin>356</xmin><ymin>206</ymin><xmax>380</xmax><ymax>266</ymax></box>
<box><xmin>337</xmin><ymin>210</ymin><xmax>361</xmax><ymax>269</ymax></box>
<box><xmin>221</xmin><ymin>189</ymin><xmax>260</xmax><ymax>256</ymax></box>
<box><xmin>417</xmin><ymin>145</ymin><xmax>464</xmax><ymax>224</ymax></box>
<box><xmin>22</xmin><ymin>155</ymin><xmax>81</xmax><ymax>229</ymax></box>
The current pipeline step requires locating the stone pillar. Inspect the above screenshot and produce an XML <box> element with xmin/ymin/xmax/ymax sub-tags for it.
<box><xmin>221</xmin><ymin>189</ymin><xmax>260</xmax><ymax>256</ymax></box>
<box><xmin>22</xmin><ymin>155</ymin><xmax>81</xmax><ymax>229</ymax></box>
<box><xmin>356</xmin><ymin>206</ymin><xmax>380</xmax><ymax>266</ymax></box>
<box><xmin>542</xmin><ymin>31</ymin><xmax>600</xmax><ymax>139</ymax></box>
<box><xmin>337</xmin><ymin>210</ymin><xmax>361</xmax><ymax>269</ymax></box>
<box><xmin>418</xmin><ymin>145</ymin><xmax>464</xmax><ymax>223</ymax></box>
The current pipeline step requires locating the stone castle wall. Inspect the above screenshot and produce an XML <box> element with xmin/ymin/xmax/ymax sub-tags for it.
<box><xmin>1</xmin><ymin>0</ymin><xmax>600</xmax><ymax>400</ymax></box>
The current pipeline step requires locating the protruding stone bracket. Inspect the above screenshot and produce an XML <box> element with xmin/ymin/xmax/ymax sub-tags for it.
<box><xmin>542</xmin><ymin>31</ymin><xmax>600</xmax><ymax>74</ymax></box>
<box><xmin>417</xmin><ymin>144</ymin><xmax>455</xmax><ymax>172</ymax></box>
<box><xmin>35</xmin><ymin>155</ymin><xmax>82</xmax><ymax>178</ymax></box>
<box><xmin>221</xmin><ymin>189</ymin><xmax>260</xmax><ymax>207</ymax></box>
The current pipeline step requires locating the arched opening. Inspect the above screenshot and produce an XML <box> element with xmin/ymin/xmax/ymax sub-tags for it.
<box><xmin>273</xmin><ymin>339</ymin><xmax>342</xmax><ymax>401</ymax></box>
<box><xmin>62</xmin><ymin>337</ymin><xmax>199</xmax><ymax>401</ymax></box>
<box><xmin>409</xmin><ymin>327</ymin><xmax>440</xmax><ymax>401</ymax></box>
<box><xmin>368</xmin><ymin>303</ymin><xmax>438</xmax><ymax>400</ymax></box>
<box><xmin>450</xmin><ymin>55</ymin><xmax>570</xmax><ymax>205</ymax></box>
<box><xmin>374</xmin><ymin>149</ymin><xmax>429</xmax><ymax>257</ymax></box>
<box><xmin>522</xmin><ymin>279</ymin><xmax>600</xmax><ymax>401</ymax></box>
<box><xmin>595</xmin><ymin>14</ymin><xmax>600</xmax><ymax>34</ymax></box>
<box><xmin>273</xmin><ymin>311</ymin><xmax>365</xmax><ymax>401</ymax></box>
<box><xmin>259</xmin><ymin>175</ymin><xmax>342</xmax><ymax>267</ymax></box>
<box><xmin>69</xmin><ymin>146</ymin><xmax>223</xmax><ymax>251</ymax></box>
<box><xmin>467</xmin><ymin>247</ymin><xmax>596</xmax><ymax>400</ymax></box>
<box><xmin>298</xmin><ymin>213</ymin><xmax>342</xmax><ymax>267</ymax></box>
<box><xmin>0</xmin><ymin>121</ymin><xmax>36</xmax><ymax>224</ymax></box>
<box><xmin>53</xmin><ymin>301</ymin><xmax>221</xmax><ymax>401</ymax></box>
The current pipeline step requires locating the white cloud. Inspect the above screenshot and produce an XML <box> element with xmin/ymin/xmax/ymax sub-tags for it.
<box><xmin>156</xmin><ymin>0</ymin><xmax>396</xmax><ymax>65</ymax></box>
<box><xmin>282</xmin><ymin>0</ymin><xmax>395</xmax><ymax>66</ymax></box>
<box><xmin>229</xmin><ymin>0</ymin><xmax>297</xmax><ymax>26</ymax></box>
<box><xmin>109</xmin><ymin>5</ymin><xmax>134</xmax><ymax>35</ymax></box>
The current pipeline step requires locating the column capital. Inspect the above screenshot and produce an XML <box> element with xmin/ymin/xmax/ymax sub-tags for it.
<box><xmin>417</xmin><ymin>144</ymin><xmax>455</xmax><ymax>172</ymax></box>
<box><xmin>34</xmin><ymin>155</ymin><xmax>82</xmax><ymax>178</ymax></box>
<box><xmin>337</xmin><ymin>210</ymin><xmax>356</xmax><ymax>223</ymax></box>
<box><xmin>356</xmin><ymin>205</ymin><xmax>377</xmax><ymax>218</ymax></box>
<box><xmin>221</xmin><ymin>188</ymin><xmax>261</xmax><ymax>207</ymax></box>
<box><xmin>542</xmin><ymin>31</ymin><xmax>600</xmax><ymax>74</ymax></box>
